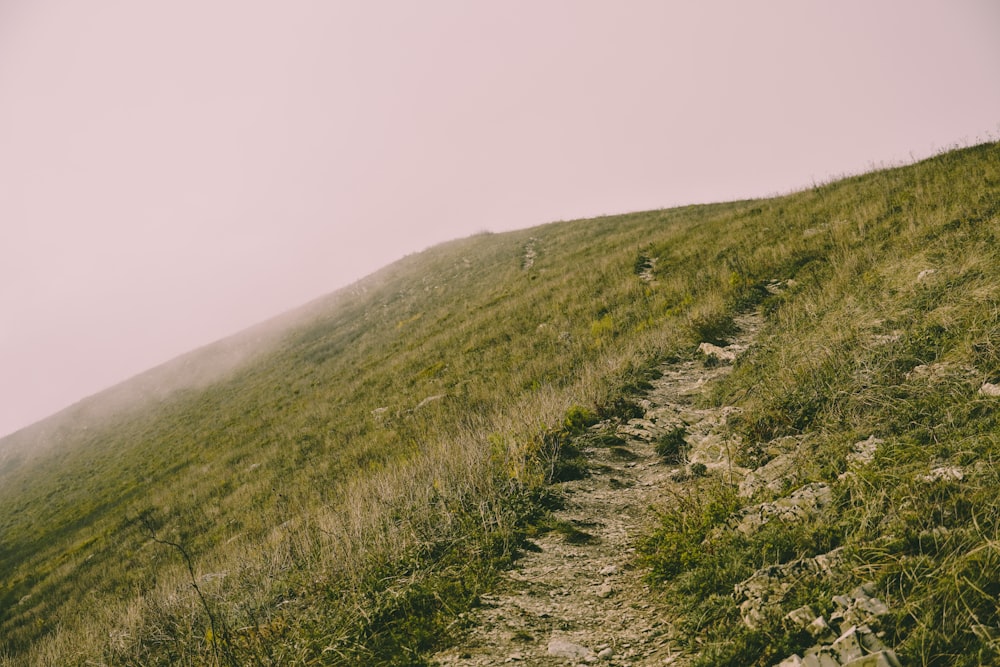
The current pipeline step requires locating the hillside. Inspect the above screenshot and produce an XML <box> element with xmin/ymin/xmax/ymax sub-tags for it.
<box><xmin>0</xmin><ymin>301</ymin><xmax>314</xmax><ymax>469</ymax></box>
<box><xmin>1</xmin><ymin>142</ymin><xmax>999</xmax><ymax>666</ymax></box>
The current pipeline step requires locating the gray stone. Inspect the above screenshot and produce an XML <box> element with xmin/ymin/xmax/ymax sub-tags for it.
<box><xmin>811</xmin><ymin>549</ymin><xmax>844</xmax><ymax>575</ymax></box>
<box><xmin>547</xmin><ymin>638</ymin><xmax>592</xmax><ymax>660</ymax></box>
<box><xmin>738</xmin><ymin>445</ymin><xmax>803</xmax><ymax>498</ymax></box>
<box><xmin>832</xmin><ymin>625</ymin><xmax>864</xmax><ymax>663</ymax></box>
<box><xmin>907</xmin><ymin>362</ymin><xmax>977</xmax><ymax>383</ymax></box>
<box><xmin>857</xmin><ymin>626</ymin><xmax>887</xmax><ymax>654</ymax></box>
<box><xmin>784</xmin><ymin>605</ymin><xmax>819</xmax><ymax>631</ymax></box>
<box><xmin>846</xmin><ymin>436</ymin><xmax>882</xmax><ymax>467</ymax></box>
<box><xmin>806</xmin><ymin>615</ymin><xmax>838</xmax><ymax>643</ymax></box>
<box><xmin>777</xmin><ymin>656</ymin><xmax>804</xmax><ymax>667</ymax></box>
<box><xmin>698</xmin><ymin>342</ymin><xmax>738</xmax><ymax>362</ymax></box>
<box><xmin>734</xmin><ymin>482</ymin><xmax>833</xmax><ymax>534</ymax></box>
<box><xmin>849</xmin><ymin>586</ymin><xmax>889</xmax><ymax>619</ymax></box>
<box><xmin>617</xmin><ymin>419</ymin><xmax>659</xmax><ymax>441</ymax></box>
<box><xmin>802</xmin><ymin>646</ymin><xmax>841</xmax><ymax>667</ymax></box>
<box><xmin>919</xmin><ymin>466</ymin><xmax>964</xmax><ymax>483</ymax></box>
<box><xmin>841</xmin><ymin>650</ymin><xmax>901</xmax><ymax>667</ymax></box>
<box><xmin>775</xmin><ymin>588</ymin><xmax>896</xmax><ymax>667</ymax></box>
<box><xmin>981</xmin><ymin>382</ymin><xmax>1000</xmax><ymax>397</ymax></box>
<box><xmin>735</xmin><ymin>548</ymin><xmax>845</xmax><ymax>628</ymax></box>
<box><xmin>416</xmin><ymin>394</ymin><xmax>445</xmax><ymax>408</ymax></box>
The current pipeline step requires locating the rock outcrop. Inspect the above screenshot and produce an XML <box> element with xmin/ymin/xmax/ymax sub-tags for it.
<box><xmin>776</xmin><ymin>585</ymin><xmax>900</xmax><ymax>667</ymax></box>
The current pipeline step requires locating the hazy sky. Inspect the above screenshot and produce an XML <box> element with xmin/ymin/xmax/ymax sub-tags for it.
<box><xmin>1</xmin><ymin>1</ymin><xmax>998</xmax><ymax>438</ymax></box>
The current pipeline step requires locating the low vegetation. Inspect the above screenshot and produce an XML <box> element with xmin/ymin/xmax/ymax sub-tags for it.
<box><xmin>640</xmin><ymin>142</ymin><xmax>1000</xmax><ymax>666</ymax></box>
<box><xmin>0</xmin><ymin>142</ymin><xmax>997</xmax><ymax>665</ymax></box>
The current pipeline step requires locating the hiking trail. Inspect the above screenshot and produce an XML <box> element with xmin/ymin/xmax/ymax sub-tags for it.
<box><xmin>432</xmin><ymin>312</ymin><xmax>763</xmax><ymax>666</ymax></box>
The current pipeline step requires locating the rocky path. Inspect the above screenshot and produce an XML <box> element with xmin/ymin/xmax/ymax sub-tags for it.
<box><xmin>432</xmin><ymin>313</ymin><xmax>762</xmax><ymax>666</ymax></box>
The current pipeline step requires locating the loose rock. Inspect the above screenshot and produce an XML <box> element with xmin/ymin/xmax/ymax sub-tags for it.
<box><xmin>846</xmin><ymin>436</ymin><xmax>882</xmax><ymax>468</ymax></box>
<box><xmin>734</xmin><ymin>482</ymin><xmax>832</xmax><ymax>534</ymax></box>
<box><xmin>919</xmin><ymin>466</ymin><xmax>964</xmax><ymax>483</ymax></box>
<box><xmin>547</xmin><ymin>638</ymin><xmax>592</xmax><ymax>660</ymax></box>
<box><xmin>735</xmin><ymin>548</ymin><xmax>845</xmax><ymax>628</ymax></box>
<box><xmin>774</xmin><ymin>584</ymin><xmax>899</xmax><ymax>667</ymax></box>
<box><xmin>738</xmin><ymin>440</ymin><xmax>805</xmax><ymax>497</ymax></box>
<box><xmin>595</xmin><ymin>583</ymin><xmax>614</xmax><ymax>599</ymax></box>
<box><xmin>697</xmin><ymin>342</ymin><xmax>738</xmax><ymax>362</ymax></box>
<box><xmin>980</xmin><ymin>382</ymin><xmax>1000</xmax><ymax>397</ymax></box>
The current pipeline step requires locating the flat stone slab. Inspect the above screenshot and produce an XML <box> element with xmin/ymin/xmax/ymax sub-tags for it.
<box><xmin>547</xmin><ymin>638</ymin><xmax>593</xmax><ymax>660</ymax></box>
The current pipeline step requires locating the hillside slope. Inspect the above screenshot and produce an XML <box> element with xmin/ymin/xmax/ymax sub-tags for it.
<box><xmin>1</xmin><ymin>142</ymin><xmax>998</xmax><ymax>666</ymax></box>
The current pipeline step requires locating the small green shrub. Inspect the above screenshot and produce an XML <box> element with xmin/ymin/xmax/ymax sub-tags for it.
<box><xmin>642</xmin><ymin>480</ymin><xmax>740</xmax><ymax>581</ymax></box>
<box><xmin>655</xmin><ymin>426</ymin><xmax>688</xmax><ymax>463</ymax></box>
<box><xmin>581</xmin><ymin>432</ymin><xmax>628</xmax><ymax>448</ymax></box>
<box><xmin>590</xmin><ymin>315</ymin><xmax>616</xmax><ymax>344</ymax></box>
<box><xmin>596</xmin><ymin>397</ymin><xmax>645</xmax><ymax>421</ymax></box>
<box><xmin>548</xmin><ymin>455</ymin><xmax>588</xmax><ymax>483</ymax></box>
<box><xmin>538</xmin><ymin>430</ymin><xmax>588</xmax><ymax>483</ymax></box>
<box><xmin>691</xmin><ymin>311</ymin><xmax>737</xmax><ymax>346</ymax></box>
<box><xmin>727</xmin><ymin>280</ymin><xmax>771</xmax><ymax>311</ymax></box>
<box><xmin>563</xmin><ymin>405</ymin><xmax>599</xmax><ymax>435</ymax></box>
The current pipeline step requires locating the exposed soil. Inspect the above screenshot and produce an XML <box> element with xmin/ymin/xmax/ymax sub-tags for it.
<box><xmin>432</xmin><ymin>313</ymin><xmax>762</xmax><ymax>666</ymax></box>
<box><xmin>523</xmin><ymin>238</ymin><xmax>539</xmax><ymax>270</ymax></box>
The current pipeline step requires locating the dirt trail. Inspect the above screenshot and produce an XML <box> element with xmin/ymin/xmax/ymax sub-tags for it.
<box><xmin>433</xmin><ymin>313</ymin><xmax>762</xmax><ymax>666</ymax></box>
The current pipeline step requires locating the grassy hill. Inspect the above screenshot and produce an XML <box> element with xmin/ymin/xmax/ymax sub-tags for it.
<box><xmin>1</xmin><ymin>142</ymin><xmax>998</xmax><ymax>665</ymax></box>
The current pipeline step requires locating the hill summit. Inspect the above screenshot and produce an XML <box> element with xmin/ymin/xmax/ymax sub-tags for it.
<box><xmin>2</xmin><ymin>142</ymin><xmax>999</xmax><ymax>665</ymax></box>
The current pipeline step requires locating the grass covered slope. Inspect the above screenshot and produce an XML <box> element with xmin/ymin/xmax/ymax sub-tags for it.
<box><xmin>0</xmin><ymin>197</ymin><xmax>749</xmax><ymax>664</ymax></box>
<box><xmin>0</xmin><ymin>142</ymin><xmax>998</xmax><ymax>665</ymax></box>
<box><xmin>639</xmin><ymin>142</ymin><xmax>1000</xmax><ymax>666</ymax></box>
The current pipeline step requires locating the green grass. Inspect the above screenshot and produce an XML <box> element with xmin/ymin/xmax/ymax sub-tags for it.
<box><xmin>640</xmin><ymin>142</ymin><xmax>1000</xmax><ymax>666</ymax></box>
<box><xmin>654</xmin><ymin>426</ymin><xmax>688</xmax><ymax>462</ymax></box>
<box><xmin>1</xmin><ymin>142</ymin><xmax>998</xmax><ymax>665</ymax></box>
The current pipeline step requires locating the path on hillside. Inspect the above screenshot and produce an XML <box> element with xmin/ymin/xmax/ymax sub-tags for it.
<box><xmin>432</xmin><ymin>312</ymin><xmax>762</xmax><ymax>666</ymax></box>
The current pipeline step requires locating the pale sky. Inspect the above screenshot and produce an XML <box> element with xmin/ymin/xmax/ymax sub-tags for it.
<box><xmin>1</xmin><ymin>1</ymin><xmax>998</xmax><ymax>439</ymax></box>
